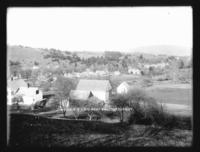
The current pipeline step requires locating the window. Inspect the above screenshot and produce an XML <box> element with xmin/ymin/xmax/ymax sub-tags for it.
<box><xmin>36</xmin><ymin>90</ymin><xmax>39</xmax><ymax>94</ymax></box>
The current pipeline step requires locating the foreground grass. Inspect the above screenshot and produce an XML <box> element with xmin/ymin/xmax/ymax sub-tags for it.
<box><xmin>8</xmin><ymin>113</ymin><xmax>192</xmax><ymax>147</ymax></box>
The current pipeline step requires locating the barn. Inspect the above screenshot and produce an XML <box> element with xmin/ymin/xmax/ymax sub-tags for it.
<box><xmin>70</xmin><ymin>79</ymin><xmax>112</xmax><ymax>105</ymax></box>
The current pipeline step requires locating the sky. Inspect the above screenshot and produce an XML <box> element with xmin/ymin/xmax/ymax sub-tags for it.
<box><xmin>7</xmin><ymin>7</ymin><xmax>192</xmax><ymax>52</ymax></box>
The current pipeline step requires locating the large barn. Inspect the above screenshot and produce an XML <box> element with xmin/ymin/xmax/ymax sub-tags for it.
<box><xmin>70</xmin><ymin>79</ymin><xmax>112</xmax><ymax>104</ymax></box>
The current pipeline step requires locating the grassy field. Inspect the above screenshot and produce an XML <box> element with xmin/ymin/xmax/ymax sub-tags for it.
<box><xmin>146</xmin><ymin>87</ymin><xmax>192</xmax><ymax>106</ymax></box>
<box><xmin>8</xmin><ymin>113</ymin><xmax>192</xmax><ymax>147</ymax></box>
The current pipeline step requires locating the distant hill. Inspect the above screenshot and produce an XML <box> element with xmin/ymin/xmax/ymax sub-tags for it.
<box><xmin>129</xmin><ymin>45</ymin><xmax>192</xmax><ymax>57</ymax></box>
<box><xmin>7</xmin><ymin>45</ymin><xmax>191</xmax><ymax>70</ymax></box>
<box><xmin>75</xmin><ymin>51</ymin><xmax>104</xmax><ymax>59</ymax></box>
<box><xmin>7</xmin><ymin>45</ymin><xmax>51</xmax><ymax>68</ymax></box>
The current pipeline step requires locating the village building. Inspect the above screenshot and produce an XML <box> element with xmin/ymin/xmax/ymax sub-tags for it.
<box><xmin>7</xmin><ymin>78</ymin><xmax>43</xmax><ymax>106</ymax></box>
<box><xmin>70</xmin><ymin>90</ymin><xmax>94</xmax><ymax>101</ymax></box>
<box><xmin>128</xmin><ymin>68</ymin><xmax>141</xmax><ymax>75</ymax></box>
<box><xmin>95</xmin><ymin>70</ymin><xmax>106</xmax><ymax>76</ymax></box>
<box><xmin>144</xmin><ymin>62</ymin><xmax>167</xmax><ymax>69</ymax></box>
<box><xmin>113</xmin><ymin>71</ymin><xmax>120</xmax><ymax>76</ymax></box>
<box><xmin>70</xmin><ymin>79</ymin><xmax>112</xmax><ymax>105</ymax></box>
<box><xmin>32</xmin><ymin>66</ymin><xmax>39</xmax><ymax>70</ymax></box>
<box><xmin>117</xmin><ymin>82</ymin><xmax>130</xmax><ymax>94</ymax></box>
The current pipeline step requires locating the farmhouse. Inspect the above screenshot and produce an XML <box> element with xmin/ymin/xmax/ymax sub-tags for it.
<box><xmin>7</xmin><ymin>78</ymin><xmax>43</xmax><ymax>106</ymax></box>
<box><xmin>70</xmin><ymin>79</ymin><xmax>112</xmax><ymax>104</ymax></box>
<box><xmin>117</xmin><ymin>82</ymin><xmax>130</xmax><ymax>94</ymax></box>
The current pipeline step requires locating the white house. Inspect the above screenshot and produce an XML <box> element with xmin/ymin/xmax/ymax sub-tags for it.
<box><xmin>128</xmin><ymin>68</ymin><xmax>141</xmax><ymax>75</ymax></box>
<box><xmin>32</xmin><ymin>66</ymin><xmax>39</xmax><ymax>70</ymax></box>
<box><xmin>70</xmin><ymin>79</ymin><xmax>112</xmax><ymax>104</ymax></box>
<box><xmin>117</xmin><ymin>82</ymin><xmax>130</xmax><ymax>94</ymax></box>
<box><xmin>96</xmin><ymin>70</ymin><xmax>106</xmax><ymax>76</ymax></box>
<box><xmin>114</xmin><ymin>71</ymin><xmax>120</xmax><ymax>76</ymax></box>
<box><xmin>16</xmin><ymin>87</ymin><xmax>43</xmax><ymax>105</ymax></box>
<box><xmin>7</xmin><ymin>78</ymin><xmax>43</xmax><ymax>106</ymax></box>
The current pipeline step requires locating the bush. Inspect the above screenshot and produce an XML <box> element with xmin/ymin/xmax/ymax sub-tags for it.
<box><xmin>102</xmin><ymin>111</ymin><xmax>119</xmax><ymax>119</ymax></box>
<box><xmin>45</xmin><ymin>96</ymin><xmax>60</xmax><ymax>110</ymax></box>
<box><xmin>141</xmin><ymin>77</ymin><xmax>153</xmax><ymax>87</ymax></box>
<box><xmin>128</xmin><ymin>100</ymin><xmax>192</xmax><ymax>130</ymax></box>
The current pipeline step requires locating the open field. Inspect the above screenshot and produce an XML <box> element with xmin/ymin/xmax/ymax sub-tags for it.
<box><xmin>146</xmin><ymin>87</ymin><xmax>192</xmax><ymax>106</ymax></box>
<box><xmin>145</xmin><ymin>82</ymin><xmax>192</xmax><ymax>116</ymax></box>
<box><xmin>8</xmin><ymin>113</ymin><xmax>192</xmax><ymax>147</ymax></box>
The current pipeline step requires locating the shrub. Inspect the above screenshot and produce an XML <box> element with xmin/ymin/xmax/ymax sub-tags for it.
<box><xmin>128</xmin><ymin>100</ymin><xmax>192</xmax><ymax>130</ymax></box>
<box><xmin>45</xmin><ymin>96</ymin><xmax>60</xmax><ymax>110</ymax></box>
<box><xmin>141</xmin><ymin>77</ymin><xmax>153</xmax><ymax>87</ymax></box>
<box><xmin>12</xmin><ymin>95</ymin><xmax>24</xmax><ymax>110</ymax></box>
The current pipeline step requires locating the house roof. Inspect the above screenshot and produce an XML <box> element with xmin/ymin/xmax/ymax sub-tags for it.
<box><xmin>7</xmin><ymin>79</ymin><xmax>28</xmax><ymax>91</ymax></box>
<box><xmin>76</xmin><ymin>79</ymin><xmax>112</xmax><ymax>91</ymax></box>
<box><xmin>118</xmin><ymin>82</ymin><xmax>130</xmax><ymax>88</ymax></box>
<box><xmin>69</xmin><ymin>90</ymin><xmax>93</xmax><ymax>100</ymax></box>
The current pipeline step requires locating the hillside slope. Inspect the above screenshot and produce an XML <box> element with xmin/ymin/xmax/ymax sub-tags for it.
<box><xmin>7</xmin><ymin>45</ymin><xmax>50</xmax><ymax>68</ymax></box>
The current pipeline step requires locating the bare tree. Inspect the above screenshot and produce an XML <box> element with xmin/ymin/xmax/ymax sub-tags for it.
<box><xmin>84</xmin><ymin>97</ymin><xmax>105</xmax><ymax>121</ymax></box>
<box><xmin>70</xmin><ymin>99</ymin><xmax>84</xmax><ymax>120</ymax></box>
<box><xmin>12</xmin><ymin>95</ymin><xmax>24</xmax><ymax>111</ymax></box>
<box><xmin>110</xmin><ymin>94</ymin><xmax>129</xmax><ymax>123</ymax></box>
<box><xmin>53</xmin><ymin>76</ymin><xmax>75</xmax><ymax>117</ymax></box>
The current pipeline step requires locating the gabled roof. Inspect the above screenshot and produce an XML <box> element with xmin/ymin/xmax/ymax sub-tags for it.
<box><xmin>76</xmin><ymin>79</ymin><xmax>112</xmax><ymax>91</ymax></box>
<box><xmin>7</xmin><ymin>79</ymin><xmax>28</xmax><ymax>91</ymax></box>
<box><xmin>69</xmin><ymin>90</ymin><xmax>93</xmax><ymax>100</ymax></box>
<box><xmin>118</xmin><ymin>82</ymin><xmax>130</xmax><ymax>88</ymax></box>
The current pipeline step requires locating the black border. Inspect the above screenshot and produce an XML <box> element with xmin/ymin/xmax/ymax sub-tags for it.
<box><xmin>1</xmin><ymin>0</ymin><xmax>200</xmax><ymax>152</ymax></box>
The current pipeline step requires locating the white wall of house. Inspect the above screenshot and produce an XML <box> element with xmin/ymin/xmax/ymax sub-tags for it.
<box><xmin>7</xmin><ymin>88</ymin><xmax>12</xmax><ymax>105</ymax></box>
<box><xmin>91</xmin><ymin>90</ymin><xmax>108</xmax><ymax>102</ymax></box>
<box><xmin>117</xmin><ymin>84</ymin><xmax>129</xmax><ymax>94</ymax></box>
<box><xmin>128</xmin><ymin>69</ymin><xmax>141</xmax><ymax>75</ymax></box>
<box><xmin>16</xmin><ymin>87</ymin><xmax>43</xmax><ymax>105</ymax></box>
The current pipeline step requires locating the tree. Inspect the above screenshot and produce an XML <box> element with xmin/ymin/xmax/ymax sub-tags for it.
<box><xmin>127</xmin><ymin>88</ymin><xmax>163</xmax><ymax>125</ymax></box>
<box><xmin>53</xmin><ymin>76</ymin><xmax>75</xmax><ymax>117</ymax></box>
<box><xmin>148</xmin><ymin>66</ymin><xmax>154</xmax><ymax>76</ymax></box>
<box><xmin>177</xmin><ymin>59</ymin><xmax>184</xmax><ymax>69</ymax></box>
<box><xmin>20</xmin><ymin>69</ymin><xmax>32</xmax><ymax>80</ymax></box>
<box><xmin>110</xmin><ymin>94</ymin><xmax>129</xmax><ymax>123</ymax></box>
<box><xmin>12</xmin><ymin>95</ymin><xmax>24</xmax><ymax>111</ymax></box>
<box><xmin>34</xmin><ymin>61</ymin><xmax>39</xmax><ymax>66</ymax></box>
<box><xmin>104</xmin><ymin>51</ymin><xmax>122</xmax><ymax>61</ymax></box>
<box><xmin>9</xmin><ymin>60</ymin><xmax>22</xmax><ymax>76</ymax></box>
<box><xmin>70</xmin><ymin>99</ymin><xmax>84</xmax><ymax>120</ymax></box>
<box><xmin>84</xmin><ymin>97</ymin><xmax>105</xmax><ymax>121</ymax></box>
<box><xmin>59</xmin><ymin>98</ymin><xmax>69</xmax><ymax>117</ymax></box>
<box><xmin>126</xmin><ymin>88</ymin><xmax>156</xmax><ymax>121</ymax></box>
